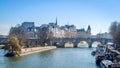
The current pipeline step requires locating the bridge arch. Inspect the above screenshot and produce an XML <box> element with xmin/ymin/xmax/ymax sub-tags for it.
<box><xmin>91</xmin><ymin>41</ymin><xmax>101</xmax><ymax>47</ymax></box>
<box><xmin>77</xmin><ymin>41</ymin><xmax>88</xmax><ymax>47</ymax></box>
<box><xmin>54</xmin><ymin>41</ymin><xmax>64</xmax><ymax>47</ymax></box>
<box><xmin>52</xmin><ymin>38</ymin><xmax>113</xmax><ymax>48</ymax></box>
<box><xmin>64</xmin><ymin>42</ymin><xmax>74</xmax><ymax>47</ymax></box>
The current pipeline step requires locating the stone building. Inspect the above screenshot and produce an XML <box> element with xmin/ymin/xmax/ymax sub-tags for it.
<box><xmin>77</xmin><ymin>25</ymin><xmax>91</xmax><ymax>38</ymax></box>
<box><xmin>77</xmin><ymin>28</ymin><xmax>87</xmax><ymax>38</ymax></box>
<box><xmin>62</xmin><ymin>25</ymin><xmax>77</xmax><ymax>38</ymax></box>
<box><xmin>96</xmin><ymin>32</ymin><xmax>112</xmax><ymax>39</ymax></box>
<box><xmin>9</xmin><ymin>15</ymin><xmax>93</xmax><ymax>39</ymax></box>
<box><xmin>21</xmin><ymin>22</ymin><xmax>36</xmax><ymax>39</ymax></box>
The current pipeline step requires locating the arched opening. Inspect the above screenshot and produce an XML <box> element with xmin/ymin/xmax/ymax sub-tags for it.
<box><xmin>54</xmin><ymin>42</ymin><xmax>61</xmax><ymax>47</ymax></box>
<box><xmin>92</xmin><ymin>41</ymin><xmax>101</xmax><ymax>47</ymax></box>
<box><xmin>77</xmin><ymin>41</ymin><xmax>88</xmax><ymax>47</ymax></box>
<box><xmin>64</xmin><ymin>42</ymin><xmax>74</xmax><ymax>48</ymax></box>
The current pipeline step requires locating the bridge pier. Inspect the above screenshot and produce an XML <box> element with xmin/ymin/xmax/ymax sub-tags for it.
<box><xmin>88</xmin><ymin>43</ymin><xmax>92</xmax><ymax>48</ymax></box>
<box><xmin>61</xmin><ymin>42</ymin><xmax>65</xmax><ymax>48</ymax></box>
<box><xmin>74</xmin><ymin>43</ymin><xmax>78</xmax><ymax>48</ymax></box>
<box><xmin>87</xmin><ymin>38</ymin><xmax>92</xmax><ymax>48</ymax></box>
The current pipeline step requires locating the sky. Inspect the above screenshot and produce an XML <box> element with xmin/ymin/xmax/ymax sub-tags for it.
<box><xmin>0</xmin><ymin>0</ymin><xmax>120</xmax><ymax>35</ymax></box>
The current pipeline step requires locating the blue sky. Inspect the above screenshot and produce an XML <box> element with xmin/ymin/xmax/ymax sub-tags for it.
<box><xmin>0</xmin><ymin>0</ymin><xmax>120</xmax><ymax>35</ymax></box>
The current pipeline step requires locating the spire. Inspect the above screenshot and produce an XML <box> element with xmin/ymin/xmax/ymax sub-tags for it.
<box><xmin>55</xmin><ymin>17</ymin><xmax>58</xmax><ymax>25</ymax></box>
<box><xmin>87</xmin><ymin>25</ymin><xmax>91</xmax><ymax>34</ymax></box>
<box><xmin>87</xmin><ymin>25</ymin><xmax>91</xmax><ymax>30</ymax></box>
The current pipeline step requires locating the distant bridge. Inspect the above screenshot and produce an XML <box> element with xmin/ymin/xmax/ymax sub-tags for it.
<box><xmin>52</xmin><ymin>38</ymin><xmax>113</xmax><ymax>48</ymax></box>
<box><xmin>0</xmin><ymin>37</ymin><xmax>8</xmax><ymax>45</ymax></box>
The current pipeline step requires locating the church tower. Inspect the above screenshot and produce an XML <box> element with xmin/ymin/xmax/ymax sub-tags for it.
<box><xmin>55</xmin><ymin>17</ymin><xmax>58</xmax><ymax>25</ymax></box>
<box><xmin>87</xmin><ymin>25</ymin><xmax>91</xmax><ymax>35</ymax></box>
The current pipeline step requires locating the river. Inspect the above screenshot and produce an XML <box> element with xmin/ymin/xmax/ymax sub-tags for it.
<box><xmin>0</xmin><ymin>47</ymin><xmax>100</xmax><ymax>68</ymax></box>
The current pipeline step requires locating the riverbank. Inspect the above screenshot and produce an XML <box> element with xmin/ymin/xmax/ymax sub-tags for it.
<box><xmin>20</xmin><ymin>46</ymin><xmax>57</xmax><ymax>56</ymax></box>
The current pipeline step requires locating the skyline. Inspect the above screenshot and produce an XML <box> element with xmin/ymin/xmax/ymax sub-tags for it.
<box><xmin>1</xmin><ymin>0</ymin><xmax>120</xmax><ymax>35</ymax></box>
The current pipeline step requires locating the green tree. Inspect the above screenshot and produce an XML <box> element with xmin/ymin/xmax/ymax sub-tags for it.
<box><xmin>4</xmin><ymin>36</ymin><xmax>21</xmax><ymax>56</ymax></box>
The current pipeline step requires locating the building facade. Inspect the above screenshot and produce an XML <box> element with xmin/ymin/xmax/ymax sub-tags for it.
<box><xmin>96</xmin><ymin>32</ymin><xmax>112</xmax><ymax>39</ymax></box>
<box><xmin>21</xmin><ymin>22</ymin><xmax>36</xmax><ymax>39</ymax></box>
<box><xmin>77</xmin><ymin>25</ymin><xmax>91</xmax><ymax>38</ymax></box>
<box><xmin>11</xmin><ymin>19</ymin><xmax>92</xmax><ymax>39</ymax></box>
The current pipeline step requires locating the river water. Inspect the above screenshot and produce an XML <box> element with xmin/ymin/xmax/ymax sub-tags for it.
<box><xmin>0</xmin><ymin>47</ymin><xmax>100</xmax><ymax>68</ymax></box>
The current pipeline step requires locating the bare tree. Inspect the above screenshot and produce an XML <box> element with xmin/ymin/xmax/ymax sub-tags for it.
<box><xmin>9</xmin><ymin>26</ymin><xmax>28</xmax><ymax>47</ymax></box>
<box><xmin>47</xmin><ymin>30</ymin><xmax>54</xmax><ymax>45</ymax></box>
<box><xmin>36</xmin><ymin>27</ymin><xmax>49</xmax><ymax>46</ymax></box>
<box><xmin>110</xmin><ymin>21</ymin><xmax>120</xmax><ymax>48</ymax></box>
<box><xmin>110</xmin><ymin>22</ymin><xmax>117</xmax><ymax>38</ymax></box>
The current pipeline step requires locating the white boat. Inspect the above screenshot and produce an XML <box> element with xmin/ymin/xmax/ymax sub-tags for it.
<box><xmin>101</xmin><ymin>60</ymin><xmax>120</xmax><ymax>68</ymax></box>
<box><xmin>100</xmin><ymin>60</ymin><xmax>113</xmax><ymax>68</ymax></box>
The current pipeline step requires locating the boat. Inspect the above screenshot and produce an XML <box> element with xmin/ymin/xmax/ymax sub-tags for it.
<box><xmin>91</xmin><ymin>50</ymin><xmax>96</xmax><ymax>56</ymax></box>
<box><xmin>95</xmin><ymin>44</ymin><xmax>106</xmax><ymax>65</ymax></box>
<box><xmin>96</xmin><ymin>55</ymin><xmax>105</xmax><ymax>65</ymax></box>
<box><xmin>100</xmin><ymin>60</ymin><xmax>120</xmax><ymax>68</ymax></box>
<box><xmin>100</xmin><ymin>60</ymin><xmax>113</xmax><ymax>68</ymax></box>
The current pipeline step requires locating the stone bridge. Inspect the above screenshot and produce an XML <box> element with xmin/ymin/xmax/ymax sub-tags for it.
<box><xmin>0</xmin><ymin>37</ymin><xmax>113</xmax><ymax>48</ymax></box>
<box><xmin>0</xmin><ymin>38</ymin><xmax>8</xmax><ymax>45</ymax></box>
<box><xmin>52</xmin><ymin>38</ymin><xmax>113</xmax><ymax>48</ymax></box>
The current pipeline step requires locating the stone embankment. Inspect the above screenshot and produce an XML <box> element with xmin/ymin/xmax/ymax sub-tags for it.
<box><xmin>20</xmin><ymin>46</ymin><xmax>56</xmax><ymax>56</ymax></box>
